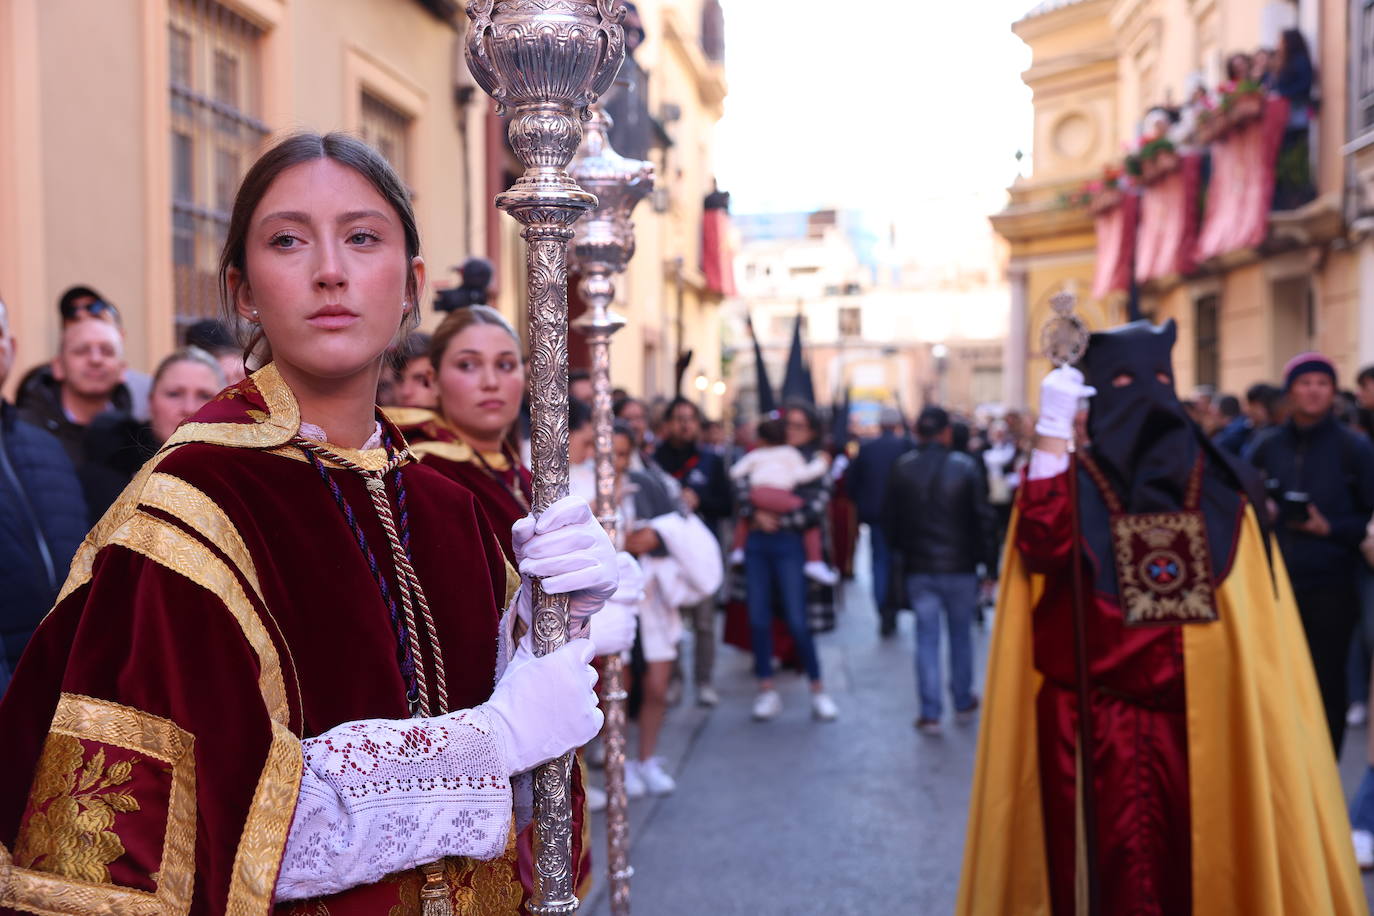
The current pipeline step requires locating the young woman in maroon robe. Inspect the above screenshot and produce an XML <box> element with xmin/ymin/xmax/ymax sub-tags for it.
<box><xmin>388</xmin><ymin>305</ymin><xmax>602</xmax><ymax>905</ymax></box>
<box><xmin>389</xmin><ymin>306</ymin><xmax>533</xmax><ymax>563</ymax></box>
<box><xmin>0</xmin><ymin>132</ymin><xmax>620</xmax><ymax>916</ymax></box>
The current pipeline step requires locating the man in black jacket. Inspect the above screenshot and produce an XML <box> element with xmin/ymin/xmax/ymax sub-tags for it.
<box><xmin>847</xmin><ymin>406</ymin><xmax>913</xmax><ymax>635</ymax></box>
<box><xmin>0</xmin><ymin>296</ymin><xmax>88</xmax><ymax>692</ymax></box>
<box><xmin>1250</xmin><ymin>352</ymin><xmax>1374</xmax><ymax>752</ymax></box>
<box><xmin>882</xmin><ymin>406</ymin><xmax>996</xmax><ymax>734</ymax></box>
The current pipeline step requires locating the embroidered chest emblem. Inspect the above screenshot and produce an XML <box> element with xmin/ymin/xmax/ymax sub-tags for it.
<box><xmin>1082</xmin><ymin>453</ymin><xmax>1220</xmax><ymax>627</ymax></box>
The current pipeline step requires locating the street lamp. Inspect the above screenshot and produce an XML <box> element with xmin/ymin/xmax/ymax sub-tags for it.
<box><xmin>694</xmin><ymin>373</ymin><xmax>709</xmax><ymax>392</ymax></box>
<box><xmin>711</xmin><ymin>380</ymin><xmax>727</xmax><ymax>397</ymax></box>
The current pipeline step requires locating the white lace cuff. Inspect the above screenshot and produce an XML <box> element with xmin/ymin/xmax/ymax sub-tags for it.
<box><xmin>274</xmin><ymin>708</ymin><xmax>514</xmax><ymax>903</ymax></box>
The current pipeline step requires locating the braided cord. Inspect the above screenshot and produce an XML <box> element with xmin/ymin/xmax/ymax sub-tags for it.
<box><xmin>297</xmin><ymin>436</ymin><xmax>448</xmax><ymax>716</ymax></box>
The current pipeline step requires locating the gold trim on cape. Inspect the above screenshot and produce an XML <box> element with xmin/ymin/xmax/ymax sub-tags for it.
<box><xmin>162</xmin><ymin>362</ymin><xmax>299</xmax><ymax>452</ymax></box>
<box><xmin>108</xmin><ymin>512</ymin><xmax>290</xmax><ymax>727</ymax></box>
<box><xmin>0</xmin><ymin>695</ymin><xmax>197</xmax><ymax>916</ymax></box>
<box><xmin>226</xmin><ymin>721</ymin><xmax>302</xmax><ymax>916</ymax></box>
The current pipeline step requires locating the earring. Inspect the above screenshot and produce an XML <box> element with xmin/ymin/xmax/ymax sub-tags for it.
<box><xmin>251</xmin><ymin>309</ymin><xmax>260</xmax><ymax>320</ymax></box>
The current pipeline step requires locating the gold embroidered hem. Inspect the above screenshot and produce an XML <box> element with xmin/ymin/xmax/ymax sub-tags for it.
<box><xmin>1</xmin><ymin>695</ymin><xmax>196</xmax><ymax>916</ymax></box>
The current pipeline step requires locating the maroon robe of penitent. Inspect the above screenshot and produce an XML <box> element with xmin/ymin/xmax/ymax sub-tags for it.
<box><xmin>0</xmin><ymin>364</ymin><xmax>529</xmax><ymax>916</ymax></box>
<box><xmin>1016</xmin><ymin>466</ymin><xmax>1208</xmax><ymax>916</ymax></box>
<box><xmin>389</xmin><ymin>408</ymin><xmax>593</xmax><ymax>907</ymax></box>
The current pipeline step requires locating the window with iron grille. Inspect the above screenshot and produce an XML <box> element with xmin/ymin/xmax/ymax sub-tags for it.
<box><xmin>360</xmin><ymin>92</ymin><xmax>412</xmax><ymax>185</ymax></box>
<box><xmin>169</xmin><ymin>0</ymin><xmax>269</xmax><ymax>328</ymax></box>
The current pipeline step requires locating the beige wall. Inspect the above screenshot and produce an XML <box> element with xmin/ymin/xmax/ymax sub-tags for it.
<box><xmin>0</xmin><ymin>0</ymin><xmax>483</xmax><ymax>393</ymax></box>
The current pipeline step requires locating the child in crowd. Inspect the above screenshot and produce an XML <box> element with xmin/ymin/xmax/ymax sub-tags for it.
<box><xmin>728</xmin><ymin>417</ymin><xmax>839</xmax><ymax>585</ymax></box>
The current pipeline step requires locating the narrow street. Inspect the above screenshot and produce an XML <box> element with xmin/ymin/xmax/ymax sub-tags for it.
<box><xmin>583</xmin><ymin>530</ymin><xmax>985</xmax><ymax>915</ymax></box>
<box><xmin>584</xmin><ymin>530</ymin><xmax>1374</xmax><ymax>915</ymax></box>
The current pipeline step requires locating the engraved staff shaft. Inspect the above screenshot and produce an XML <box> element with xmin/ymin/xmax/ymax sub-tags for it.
<box><xmin>569</xmin><ymin>104</ymin><xmax>653</xmax><ymax>916</ymax></box>
<box><xmin>465</xmin><ymin>3</ymin><xmax>626</xmax><ymax>912</ymax></box>
<box><xmin>1039</xmin><ymin>287</ymin><xmax>1098</xmax><ymax>916</ymax></box>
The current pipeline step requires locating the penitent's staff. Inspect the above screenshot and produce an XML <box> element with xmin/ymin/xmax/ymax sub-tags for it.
<box><xmin>465</xmin><ymin>2</ymin><xmax>627</xmax><ymax>912</ymax></box>
<box><xmin>568</xmin><ymin>103</ymin><xmax>653</xmax><ymax>916</ymax></box>
<box><xmin>1039</xmin><ymin>288</ymin><xmax>1098</xmax><ymax>916</ymax></box>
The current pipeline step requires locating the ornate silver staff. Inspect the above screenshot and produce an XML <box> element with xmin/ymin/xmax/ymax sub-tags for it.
<box><xmin>1039</xmin><ymin>287</ymin><xmax>1098</xmax><ymax>916</ymax></box>
<box><xmin>569</xmin><ymin>103</ymin><xmax>653</xmax><ymax>916</ymax></box>
<box><xmin>465</xmin><ymin>3</ymin><xmax>626</xmax><ymax>912</ymax></box>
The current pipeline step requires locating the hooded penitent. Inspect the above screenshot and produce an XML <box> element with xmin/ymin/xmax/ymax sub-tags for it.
<box><xmin>958</xmin><ymin>319</ymin><xmax>1363</xmax><ymax>916</ymax></box>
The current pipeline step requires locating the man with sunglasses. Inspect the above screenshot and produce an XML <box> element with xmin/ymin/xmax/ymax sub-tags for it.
<box><xmin>15</xmin><ymin>285</ymin><xmax>150</xmax><ymax>428</ymax></box>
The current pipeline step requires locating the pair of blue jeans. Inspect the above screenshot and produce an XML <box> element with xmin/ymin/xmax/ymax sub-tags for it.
<box><xmin>744</xmin><ymin>530</ymin><xmax>821</xmax><ymax>682</ymax></box>
<box><xmin>1352</xmin><ymin>766</ymin><xmax>1374</xmax><ymax>832</ymax></box>
<box><xmin>870</xmin><ymin>524</ymin><xmax>891</xmax><ymax>614</ymax></box>
<box><xmin>907</xmin><ymin>572</ymin><xmax>978</xmax><ymax>721</ymax></box>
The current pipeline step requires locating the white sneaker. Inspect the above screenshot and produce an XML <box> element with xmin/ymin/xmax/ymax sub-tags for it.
<box><xmin>1354</xmin><ymin>829</ymin><xmax>1374</xmax><ymax>870</ymax></box>
<box><xmin>638</xmin><ymin>757</ymin><xmax>676</xmax><ymax>795</ymax></box>
<box><xmin>696</xmin><ymin>684</ymin><xmax>720</xmax><ymax>708</ymax></box>
<box><xmin>585</xmin><ymin>785</ymin><xmax>607</xmax><ymax>813</ymax></box>
<box><xmin>752</xmin><ymin>689</ymin><xmax>782</xmax><ymax>721</ymax></box>
<box><xmin>728</xmin><ymin>547</ymin><xmax>745</xmax><ymax>566</ymax></box>
<box><xmin>1349</xmin><ymin>702</ymin><xmax>1369</xmax><ymax>727</ymax></box>
<box><xmin>623</xmin><ymin>760</ymin><xmax>647</xmax><ymax>798</ymax></box>
<box><xmin>803</xmin><ymin>561</ymin><xmax>840</xmax><ymax>585</ymax></box>
<box><xmin>811</xmin><ymin>692</ymin><xmax>839</xmax><ymax>721</ymax></box>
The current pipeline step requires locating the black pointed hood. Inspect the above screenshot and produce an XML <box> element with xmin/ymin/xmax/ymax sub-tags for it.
<box><xmin>1078</xmin><ymin>320</ymin><xmax>1197</xmax><ymax>512</ymax></box>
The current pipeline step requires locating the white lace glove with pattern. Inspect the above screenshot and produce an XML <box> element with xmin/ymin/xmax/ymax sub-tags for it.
<box><xmin>276</xmin><ymin>708</ymin><xmax>513</xmax><ymax>903</ymax></box>
<box><xmin>275</xmin><ymin>638</ymin><xmax>601</xmax><ymax>903</ymax></box>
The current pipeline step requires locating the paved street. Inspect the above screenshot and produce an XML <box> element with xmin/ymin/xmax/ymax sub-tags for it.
<box><xmin>581</xmin><ymin>530</ymin><xmax>985</xmax><ymax>915</ymax></box>
<box><xmin>581</xmin><ymin>529</ymin><xmax>1374</xmax><ymax>914</ymax></box>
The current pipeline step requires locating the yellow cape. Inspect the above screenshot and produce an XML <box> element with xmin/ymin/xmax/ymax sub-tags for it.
<box><xmin>956</xmin><ymin>506</ymin><xmax>1364</xmax><ymax>915</ymax></box>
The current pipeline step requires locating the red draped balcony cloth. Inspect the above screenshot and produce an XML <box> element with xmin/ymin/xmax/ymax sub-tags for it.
<box><xmin>1091</xmin><ymin>191</ymin><xmax>1139</xmax><ymax>301</ymax></box>
<box><xmin>1135</xmin><ymin>152</ymin><xmax>1203</xmax><ymax>282</ymax></box>
<box><xmin>1195</xmin><ymin>96</ymin><xmax>1290</xmax><ymax>261</ymax></box>
<box><xmin>702</xmin><ymin>207</ymin><xmax>737</xmax><ymax>297</ymax></box>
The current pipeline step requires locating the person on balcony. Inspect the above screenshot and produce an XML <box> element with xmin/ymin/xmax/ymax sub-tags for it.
<box><xmin>1273</xmin><ymin>28</ymin><xmax>1317</xmax><ymax>210</ymax></box>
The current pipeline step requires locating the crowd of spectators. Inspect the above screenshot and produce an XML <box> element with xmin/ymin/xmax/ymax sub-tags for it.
<box><xmin>0</xmin><ymin>284</ymin><xmax>251</xmax><ymax>690</ymax></box>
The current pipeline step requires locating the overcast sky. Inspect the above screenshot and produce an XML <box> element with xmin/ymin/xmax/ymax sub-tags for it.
<box><xmin>714</xmin><ymin>0</ymin><xmax>1035</xmax><ymax>262</ymax></box>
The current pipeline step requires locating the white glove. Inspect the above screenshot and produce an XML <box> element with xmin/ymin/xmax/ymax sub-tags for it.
<box><xmin>482</xmin><ymin>638</ymin><xmax>603</xmax><ymax>775</ymax></box>
<box><xmin>512</xmin><ymin>495</ymin><xmax>619</xmax><ymax>622</ymax></box>
<box><xmin>587</xmin><ymin>553</ymin><xmax>643</xmax><ymax>656</ymax></box>
<box><xmin>609</xmin><ymin>551</ymin><xmax>645</xmax><ymax>604</ymax></box>
<box><xmin>1036</xmin><ymin>366</ymin><xmax>1097</xmax><ymax>441</ymax></box>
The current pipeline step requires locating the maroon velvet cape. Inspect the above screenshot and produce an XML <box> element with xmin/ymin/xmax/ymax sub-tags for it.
<box><xmin>388</xmin><ymin>409</ymin><xmax>592</xmax><ymax>907</ymax></box>
<box><xmin>0</xmin><ymin>365</ymin><xmax>525</xmax><ymax>916</ymax></box>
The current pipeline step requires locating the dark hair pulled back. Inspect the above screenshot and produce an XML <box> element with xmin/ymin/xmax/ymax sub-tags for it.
<box><xmin>218</xmin><ymin>131</ymin><xmax>422</xmax><ymax>368</ymax></box>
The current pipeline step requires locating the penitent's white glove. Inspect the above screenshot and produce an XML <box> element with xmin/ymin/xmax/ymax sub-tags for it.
<box><xmin>587</xmin><ymin>553</ymin><xmax>643</xmax><ymax>656</ymax></box>
<box><xmin>1035</xmin><ymin>366</ymin><xmax>1097</xmax><ymax>441</ymax></box>
<box><xmin>483</xmin><ymin>638</ymin><xmax>603</xmax><ymax>776</ymax></box>
<box><xmin>512</xmin><ymin>495</ymin><xmax>619</xmax><ymax>623</ymax></box>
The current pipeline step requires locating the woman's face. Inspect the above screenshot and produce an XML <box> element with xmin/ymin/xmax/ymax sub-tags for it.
<box><xmin>436</xmin><ymin>323</ymin><xmax>525</xmax><ymax>443</ymax></box>
<box><xmin>784</xmin><ymin>408</ymin><xmax>813</xmax><ymax>448</ymax></box>
<box><xmin>230</xmin><ymin>158</ymin><xmax>424</xmax><ymax>387</ymax></box>
<box><xmin>150</xmin><ymin>360</ymin><xmax>222</xmax><ymax>443</ymax></box>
